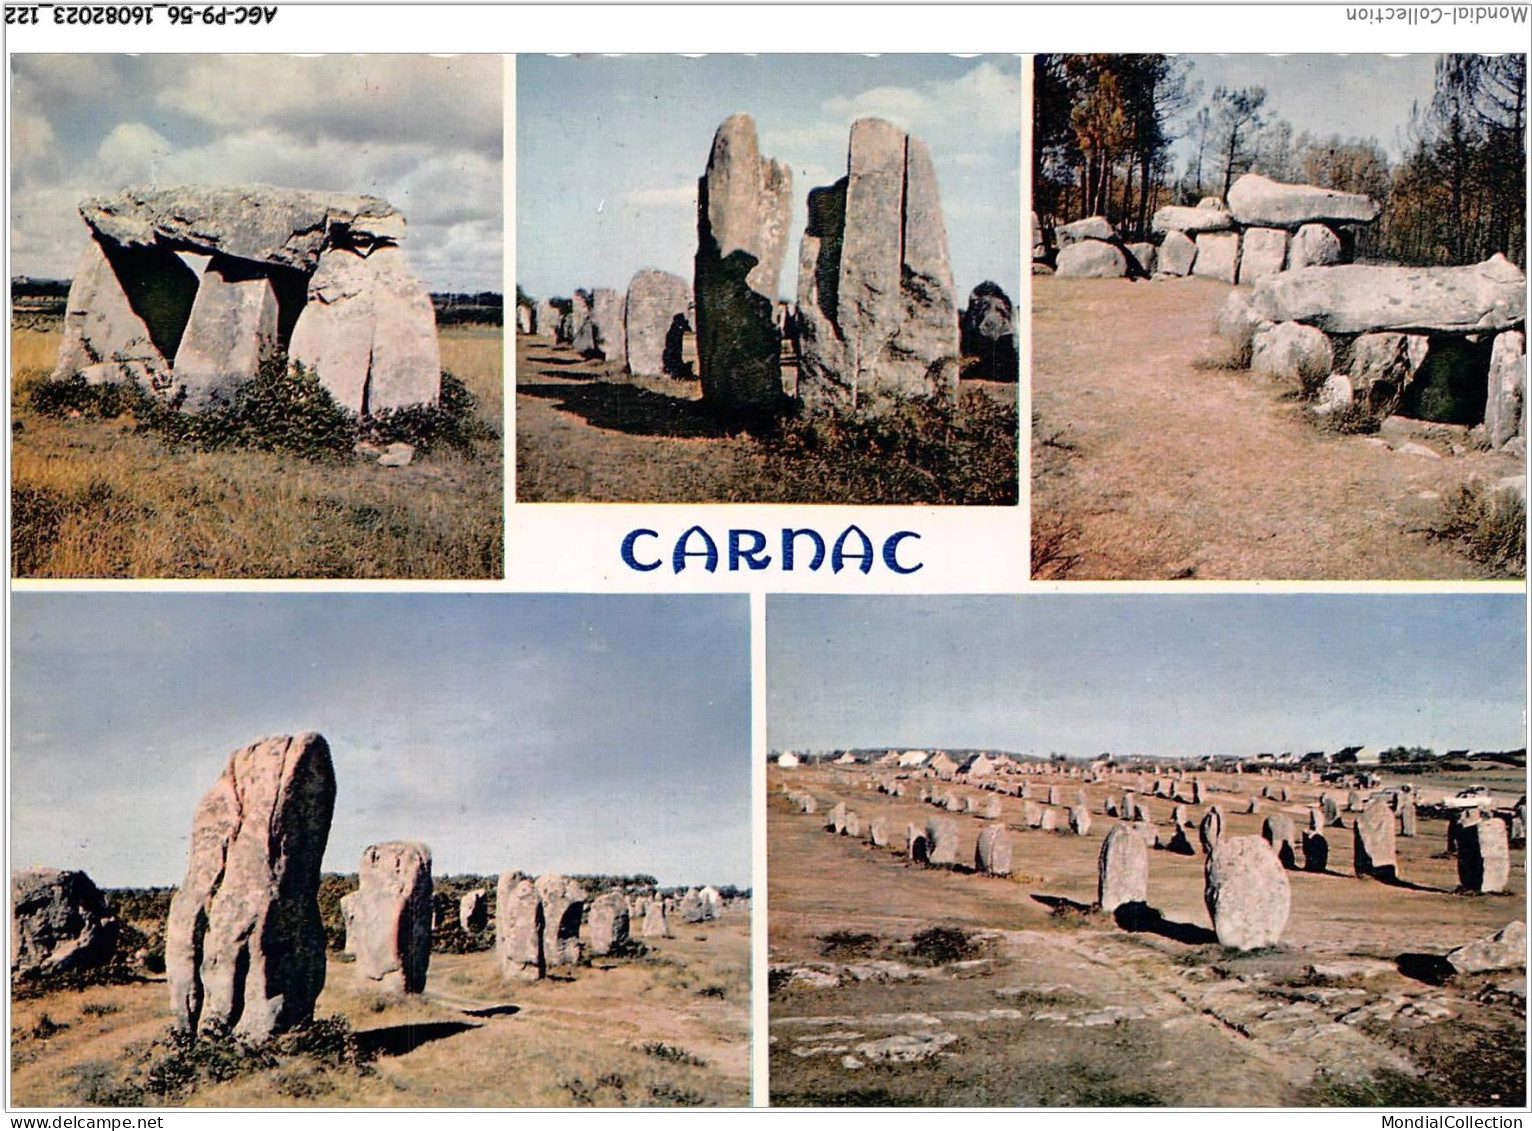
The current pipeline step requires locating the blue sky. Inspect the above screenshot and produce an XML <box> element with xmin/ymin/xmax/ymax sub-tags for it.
<box><xmin>769</xmin><ymin>594</ymin><xmax>1527</xmax><ymax>760</ymax></box>
<box><xmin>10</xmin><ymin>54</ymin><xmax>503</xmax><ymax>291</ymax></box>
<box><xmin>517</xmin><ymin>54</ymin><xmax>1022</xmax><ymax>305</ymax></box>
<box><xmin>11</xmin><ymin>594</ymin><xmax>750</xmax><ymax>888</ymax></box>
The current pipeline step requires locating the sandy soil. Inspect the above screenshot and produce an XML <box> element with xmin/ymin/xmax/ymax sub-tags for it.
<box><xmin>768</xmin><ymin>763</ymin><xmax>1526</xmax><ymax>1107</ymax></box>
<box><xmin>1031</xmin><ymin>276</ymin><xmax>1525</xmax><ymax>580</ymax></box>
<box><xmin>11</xmin><ymin>912</ymin><xmax>749</xmax><ymax>1108</ymax></box>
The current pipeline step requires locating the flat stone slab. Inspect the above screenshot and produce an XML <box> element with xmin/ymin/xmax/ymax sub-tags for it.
<box><xmin>81</xmin><ymin>185</ymin><xmax>405</xmax><ymax>272</ymax></box>
<box><xmin>1227</xmin><ymin>173</ymin><xmax>1380</xmax><ymax>228</ymax></box>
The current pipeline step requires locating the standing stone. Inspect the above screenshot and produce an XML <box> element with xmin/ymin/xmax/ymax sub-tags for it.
<box><xmin>573</xmin><ymin>287</ymin><xmax>626</xmax><ymax>364</ymax></box>
<box><xmin>167</xmin><ymin>256</ymin><xmax>284</xmax><ymax>411</ymax></box>
<box><xmin>496</xmin><ymin>875</ymin><xmax>545</xmax><ymax>982</ymax></box>
<box><xmin>1055</xmin><ymin>240</ymin><xmax>1128</xmax><ymax>278</ymax></box>
<box><xmin>52</xmin><ymin>237</ymin><xmax>198</xmax><ymax>387</ymax></box>
<box><xmin>828</xmin><ymin>801</ymin><xmax>849</xmax><ymax>834</ymax></box>
<box><xmin>1192</xmin><ymin>231</ymin><xmax>1241</xmax><ymax>284</ymax></box>
<box><xmin>1261</xmin><ymin>814</ymin><xmax>1299</xmax><ymax>870</ymax></box>
<box><xmin>167</xmin><ymin>733</ymin><xmax>335</xmax><ymax>1042</ymax></box>
<box><xmin>959</xmin><ymin>283</ymin><xmax>1018</xmax><ymax>382</ymax></box>
<box><xmin>559</xmin><ymin>291</ymin><xmax>590</xmax><ymax>346</ymax></box>
<box><xmin>870</xmin><ymin>817</ymin><xmax>890</xmax><ymax>847</ymax></box>
<box><xmin>350</xmin><ymin>842</ymin><xmax>432</xmax><ymax>994</ymax></box>
<box><xmin>339</xmin><ymin>891</ymin><xmax>359</xmax><ymax>956</ymax></box>
<box><xmin>589</xmin><ymin>891</ymin><xmax>632</xmax><ymax>957</ymax></box>
<box><xmin>1098</xmin><ymin>825</ymin><xmax>1149</xmax><ymax>914</ymax></box>
<box><xmin>983</xmin><ymin>796</ymin><xmax>1003</xmax><ymax>820</ymax></box>
<box><xmin>975</xmin><ymin>826</ymin><xmax>1013</xmax><ymax>876</ymax></box>
<box><xmin>1069</xmin><ymin>806</ymin><xmax>1092</xmax><ymax>836</ymax></box>
<box><xmin>798</xmin><ymin>794</ymin><xmax>818</xmax><ymax>816</ymax></box>
<box><xmin>1354</xmin><ymin>799</ymin><xmax>1398</xmax><ymax>880</ymax></box>
<box><xmin>1205</xmin><ymin>836</ymin><xmax>1291</xmax><ymax>950</ymax></box>
<box><xmin>1458</xmin><ymin>817</ymin><xmax>1510</xmax><ymax>894</ymax></box>
<box><xmin>1251</xmin><ymin>321</ymin><xmax>1333</xmax><ymax>387</ymax></box>
<box><xmin>533</xmin><ymin>298</ymin><xmax>558</xmax><ymax>337</ymax></box>
<box><xmin>11</xmin><ymin>868</ymin><xmax>118</xmax><ymax>982</ymax></box>
<box><xmin>459</xmin><ymin>889</ymin><xmax>488</xmax><ymax>933</ymax></box>
<box><xmin>1485</xmin><ymin>331</ymin><xmax>1525</xmax><ymax>449</ymax></box>
<box><xmin>1302</xmin><ymin>830</ymin><xmax>1330</xmax><ymax>873</ymax></box>
<box><xmin>1024</xmin><ymin>800</ymin><xmax>1044</xmax><ymax>827</ymax></box>
<box><xmin>925</xmin><ymin>817</ymin><xmax>959</xmax><ymax>866</ymax></box>
<box><xmin>797</xmin><ymin>118</ymin><xmax>960</xmax><ymax>412</ymax></box>
<box><xmin>907</xmin><ymin>823</ymin><xmax>928</xmax><ymax>863</ymax></box>
<box><xmin>516</xmin><ymin>304</ymin><xmax>533</xmax><ymax>334</ymax></box>
<box><xmin>1040</xmin><ymin>808</ymin><xmax>1059</xmax><ymax>832</ymax></box>
<box><xmin>642</xmin><ymin>898</ymin><xmax>672</xmax><ymax>939</ymax></box>
<box><xmin>695</xmin><ymin>113</ymin><xmax>791</xmax><ymax>414</ymax></box>
<box><xmin>1289</xmin><ymin>223</ymin><xmax>1344</xmax><ymax>269</ymax></box>
<box><xmin>288</xmin><ymin>245</ymin><xmax>441</xmax><ymax>413</ymax></box>
<box><xmin>1199</xmin><ymin>806</ymin><xmax>1224</xmax><ymax>856</ymax></box>
<box><xmin>679</xmin><ymin>888</ymin><xmax>708</xmax><ymax>923</ymax></box>
<box><xmin>1047</xmin><ymin>785</ymin><xmax>1061</xmax><ymax>806</ymax></box>
<box><xmin>1127</xmin><ymin>242</ymin><xmax>1158</xmax><ymax>275</ymax></box>
<box><xmin>1237</xmin><ymin>227</ymin><xmax>1288</xmax><ymax>285</ymax></box>
<box><xmin>625</xmin><ymin>269</ymin><xmax>692</xmax><ymax>378</ymax></box>
<box><xmin>1398</xmin><ymin>799</ymin><xmax>1418</xmax><ymax>838</ymax></box>
<box><xmin>537</xmin><ymin>875</ymin><xmax>588</xmax><ymax>966</ymax></box>
<box><xmin>844</xmin><ymin>811</ymin><xmax>862</xmax><ymax>838</ymax></box>
<box><xmin>1156</xmin><ymin>230</ymin><xmax>1197</xmax><ymax>277</ymax></box>
<box><xmin>1322</xmin><ymin>793</ymin><xmax>1342</xmax><ymax>827</ymax></box>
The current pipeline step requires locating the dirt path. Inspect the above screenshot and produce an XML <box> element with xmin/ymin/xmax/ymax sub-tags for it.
<box><xmin>1031</xmin><ymin>276</ymin><xmax>1524</xmax><ymax>579</ymax></box>
<box><xmin>768</xmin><ymin>766</ymin><xmax>1525</xmax><ymax>1106</ymax></box>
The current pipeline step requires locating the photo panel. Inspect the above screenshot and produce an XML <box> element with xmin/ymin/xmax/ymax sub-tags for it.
<box><xmin>10</xmin><ymin>592</ymin><xmax>751</xmax><ymax>1107</ymax></box>
<box><xmin>1030</xmin><ymin>53</ymin><xmax>1527</xmax><ymax>581</ymax></box>
<box><xmin>10</xmin><ymin>54</ymin><xmax>505</xmax><ymax>580</ymax></box>
<box><xmin>516</xmin><ymin>54</ymin><xmax>1021</xmax><ymax>506</ymax></box>
<box><xmin>767</xmin><ymin>592</ymin><xmax>1526</xmax><ymax>1106</ymax></box>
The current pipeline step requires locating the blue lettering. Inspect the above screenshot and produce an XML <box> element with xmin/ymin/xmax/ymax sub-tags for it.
<box><xmin>729</xmin><ymin>529</ymin><xmax>771</xmax><ymax>571</ymax></box>
<box><xmin>673</xmin><ymin>525</ymin><xmax>719</xmax><ymax>573</ymax></box>
<box><xmin>781</xmin><ymin>528</ymin><xmax>826</xmax><ymax>572</ymax></box>
<box><xmin>831</xmin><ymin>525</ymin><xmax>875</xmax><ymax>574</ymax></box>
<box><xmin>620</xmin><ymin>528</ymin><xmax>661</xmax><ymax>572</ymax></box>
<box><xmin>882</xmin><ymin>531</ymin><xmax>923</xmax><ymax>575</ymax></box>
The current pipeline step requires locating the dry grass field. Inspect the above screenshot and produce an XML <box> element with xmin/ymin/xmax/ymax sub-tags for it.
<box><xmin>10</xmin><ymin>323</ymin><xmax>503</xmax><ymax>579</ymax></box>
<box><xmin>1032</xmin><ymin>276</ymin><xmax>1526</xmax><ymax>580</ymax></box>
<box><xmin>11</xmin><ymin>909</ymin><xmax>748</xmax><ymax>1108</ymax></box>
<box><xmin>768</xmin><ymin>763</ymin><xmax>1526</xmax><ymax>1107</ymax></box>
<box><xmin>516</xmin><ymin>334</ymin><xmax>1018</xmax><ymax>505</ymax></box>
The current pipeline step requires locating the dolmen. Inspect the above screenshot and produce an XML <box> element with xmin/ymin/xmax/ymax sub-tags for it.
<box><xmin>54</xmin><ymin>185</ymin><xmax>441</xmax><ymax>415</ymax></box>
<box><xmin>167</xmin><ymin>733</ymin><xmax>336</xmax><ymax>1042</ymax></box>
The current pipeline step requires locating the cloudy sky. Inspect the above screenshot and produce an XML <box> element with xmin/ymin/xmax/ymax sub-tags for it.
<box><xmin>518</xmin><ymin>54</ymin><xmax>1021</xmax><ymax>304</ymax></box>
<box><xmin>11</xmin><ymin>594</ymin><xmax>749</xmax><ymax>889</ymax></box>
<box><xmin>10</xmin><ymin>54</ymin><xmax>502</xmax><ymax>291</ymax></box>
<box><xmin>1174</xmin><ymin>54</ymin><xmax>1443</xmax><ymax>170</ymax></box>
<box><xmin>769</xmin><ymin>594</ymin><xmax>1527</xmax><ymax>760</ymax></box>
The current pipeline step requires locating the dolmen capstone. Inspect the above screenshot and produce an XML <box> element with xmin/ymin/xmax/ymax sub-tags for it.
<box><xmin>459</xmin><ymin>888</ymin><xmax>489</xmax><ymax>933</ymax></box>
<box><xmin>56</xmin><ymin>186</ymin><xmax>440</xmax><ymax>415</ymax></box>
<box><xmin>537</xmin><ymin>875</ymin><xmax>588</xmax><ymax>965</ymax></box>
<box><xmin>350</xmin><ymin>842</ymin><xmax>432</xmax><ymax>994</ymax></box>
<box><xmin>167</xmin><ymin>733</ymin><xmax>335</xmax><ymax>1042</ymax></box>
<box><xmin>11</xmin><ymin>867</ymin><xmax>119</xmax><ymax>982</ymax></box>
<box><xmin>1098</xmin><ymin>824</ymin><xmax>1148</xmax><ymax>914</ymax></box>
<box><xmin>1353</xmin><ymin>798</ymin><xmax>1398</xmax><ymax>881</ymax></box>
<box><xmin>959</xmin><ymin>283</ymin><xmax>1019</xmax><ymax>382</ymax></box>
<box><xmin>1457</xmin><ymin>816</ymin><xmax>1511</xmax><ymax>894</ymax></box>
<box><xmin>1205</xmin><ymin>835</ymin><xmax>1290</xmax><ymax>950</ymax></box>
<box><xmin>589</xmin><ymin>891</ymin><xmax>631</xmax><ymax>957</ymax></box>
<box><xmin>695</xmin><ymin>113</ymin><xmax>792</xmax><ymax>415</ymax></box>
<box><xmin>625</xmin><ymin>269</ymin><xmax>692</xmax><ymax>378</ymax></box>
<box><xmin>496</xmin><ymin>875</ymin><xmax>545</xmax><ymax>982</ymax></box>
<box><xmin>797</xmin><ymin>118</ymin><xmax>961</xmax><ymax>414</ymax></box>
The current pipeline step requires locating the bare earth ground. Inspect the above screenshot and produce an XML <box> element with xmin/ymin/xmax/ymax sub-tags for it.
<box><xmin>9</xmin><ymin>323</ymin><xmax>503</xmax><ymax>579</ymax></box>
<box><xmin>11</xmin><ymin>911</ymin><xmax>748</xmax><ymax>1108</ymax></box>
<box><xmin>1032</xmin><ymin>276</ymin><xmax>1526</xmax><ymax>579</ymax></box>
<box><xmin>768</xmin><ymin>765</ymin><xmax>1526</xmax><ymax>1107</ymax></box>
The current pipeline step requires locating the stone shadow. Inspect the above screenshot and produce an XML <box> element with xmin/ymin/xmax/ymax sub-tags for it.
<box><xmin>460</xmin><ymin>1003</ymin><xmax>520</xmax><ymax>1019</ymax></box>
<box><xmin>355</xmin><ymin>1019</ymin><xmax>480</xmax><ymax>1057</ymax></box>
<box><xmin>518</xmin><ymin>380</ymin><xmax>733</xmax><ymax>440</ymax></box>
<box><xmin>1396</xmin><ymin>952</ymin><xmax>1455</xmax><ymax>985</ymax></box>
<box><xmin>1112</xmin><ymin>901</ymin><xmax>1219</xmax><ymax>945</ymax></box>
<box><xmin>1029</xmin><ymin>893</ymin><xmax>1094</xmax><ymax>915</ymax></box>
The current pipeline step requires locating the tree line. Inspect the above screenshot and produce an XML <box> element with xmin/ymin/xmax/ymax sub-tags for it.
<box><xmin>1034</xmin><ymin>54</ymin><xmax>1526</xmax><ymax>268</ymax></box>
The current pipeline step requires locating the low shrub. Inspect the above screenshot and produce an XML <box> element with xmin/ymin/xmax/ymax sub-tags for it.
<box><xmin>1431</xmin><ymin>481</ymin><xmax>1526</xmax><ymax>577</ymax></box>
<box><xmin>907</xmin><ymin>925</ymin><xmax>982</xmax><ymax>966</ymax></box>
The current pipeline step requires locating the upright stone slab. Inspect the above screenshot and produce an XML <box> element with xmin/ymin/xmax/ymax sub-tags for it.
<box><xmin>573</xmin><ymin>287</ymin><xmax>626</xmax><ymax>363</ymax></box>
<box><xmin>496</xmin><ymin>875</ymin><xmax>545</xmax><ymax>982</ymax></box>
<box><xmin>1098</xmin><ymin>825</ymin><xmax>1149</xmax><ymax>914</ymax></box>
<box><xmin>1069</xmin><ymin>806</ymin><xmax>1092</xmax><ymax>836</ymax></box>
<box><xmin>459</xmin><ymin>889</ymin><xmax>488</xmax><ymax>933</ymax></box>
<box><xmin>1252</xmin><ymin>321</ymin><xmax>1333</xmax><ymax>387</ymax></box>
<box><xmin>589</xmin><ymin>891</ymin><xmax>631</xmax><ymax>957</ymax></box>
<box><xmin>339</xmin><ymin>890</ymin><xmax>359</xmax><ymax>956</ymax></box>
<box><xmin>533</xmin><ymin>298</ymin><xmax>559</xmax><ymax>337</ymax></box>
<box><xmin>1289</xmin><ymin>223</ymin><xmax>1343</xmax><ymax>269</ymax></box>
<box><xmin>925</xmin><ymin>816</ymin><xmax>959</xmax><ymax>866</ymax></box>
<box><xmin>975</xmin><ymin>826</ymin><xmax>1013</xmax><ymax>876</ymax></box>
<box><xmin>1322</xmin><ymin>793</ymin><xmax>1342</xmax><ymax>827</ymax></box>
<box><xmin>350</xmin><ymin>841</ymin><xmax>432</xmax><ymax>994</ymax></box>
<box><xmin>559</xmin><ymin>292</ymin><xmax>590</xmax><ymax>346</ymax></box>
<box><xmin>1302</xmin><ymin>830</ymin><xmax>1330</xmax><ymax>872</ymax></box>
<box><xmin>1485</xmin><ymin>331</ymin><xmax>1526</xmax><ymax>449</ymax></box>
<box><xmin>1353</xmin><ymin>799</ymin><xmax>1398</xmax><ymax>880</ymax></box>
<box><xmin>1205</xmin><ymin>836</ymin><xmax>1290</xmax><ymax>950</ymax></box>
<box><xmin>797</xmin><ymin>118</ymin><xmax>960</xmax><ymax>412</ymax></box>
<box><xmin>52</xmin><ymin>237</ymin><xmax>198</xmax><ymax>386</ymax></box>
<box><xmin>625</xmin><ymin>269</ymin><xmax>691</xmax><ymax>378</ymax></box>
<box><xmin>11</xmin><ymin>868</ymin><xmax>118</xmax><ymax>981</ymax></box>
<box><xmin>166</xmin><ymin>733</ymin><xmax>335</xmax><ymax>1042</ymax></box>
<box><xmin>1237</xmin><ymin>227</ymin><xmax>1288</xmax><ymax>285</ymax></box>
<box><xmin>1261</xmin><ymin>814</ymin><xmax>1298</xmax><ymax>869</ymax></box>
<box><xmin>1398</xmin><ymin>799</ymin><xmax>1418</xmax><ymax>838</ymax></box>
<box><xmin>1156</xmin><ymin>230</ymin><xmax>1197</xmax><ymax>277</ymax></box>
<box><xmin>870</xmin><ymin>817</ymin><xmax>890</xmax><ymax>847</ymax></box>
<box><xmin>288</xmin><ymin>245</ymin><xmax>441</xmax><ymax>413</ymax></box>
<box><xmin>537</xmin><ymin>875</ymin><xmax>588</xmax><ymax>966</ymax></box>
<box><xmin>1458</xmin><ymin>817</ymin><xmax>1510</xmax><ymax>894</ymax></box>
<box><xmin>642</xmin><ymin>898</ymin><xmax>672</xmax><ymax>939</ymax></box>
<box><xmin>1192</xmin><ymin>231</ymin><xmax>1241</xmax><ymax>284</ymax></box>
<box><xmin>1199</xmin><ymin>806</ymin><xmax>1224</xmax><ymax>856</ymax></box>
<box><xmin>695</xmin><ymin>113</ymin><xmax>791</xmax><ymax>414</ymax></box>
<box><xmin>173</xmin><ymin>256</ymin><xmax>283</xmax><ymax>411</ymax></box>
<box><xmin>959</xmin><ymin>283</ymin><xmax>1018</xmax><ymax>383</ymax></box>
<box><xmin>828</xmin><ymin>801</ymin><xmax>848</xmax><ymax>834</ymax></box>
